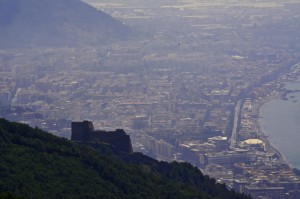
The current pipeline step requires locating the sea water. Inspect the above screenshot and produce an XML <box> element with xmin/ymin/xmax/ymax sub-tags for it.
<box><xmin>260</xmin><ymin>80</ymin><xmax>300</xmax><ymax>169</ymax></box>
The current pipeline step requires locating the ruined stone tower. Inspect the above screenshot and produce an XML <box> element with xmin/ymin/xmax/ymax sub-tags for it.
<box><xmin>71</xmin><ymin>121</ymin><xmax>133</xmax><ymax>153</ymax></box>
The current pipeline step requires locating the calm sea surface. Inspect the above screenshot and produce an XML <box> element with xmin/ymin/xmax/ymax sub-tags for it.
<box><xmin>260</xmin><ymin>80</ymin><xmax>300</xmax><ymax>169</ymax></box>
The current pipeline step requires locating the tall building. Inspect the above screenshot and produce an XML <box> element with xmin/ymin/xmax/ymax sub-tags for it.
<box><xmin>208</xmin><ymin>136</ymin><xmax>228</xmax><ymax>152</ymax></box>
<box><xmin>205</xmin><ymin>149</ymin><xmax>256</xmax><ymax>168</ymax></box>
<box><xmin>243</xmin><ymin>185</ymin><xmax>285</xmax><ymax>199</ymax></box>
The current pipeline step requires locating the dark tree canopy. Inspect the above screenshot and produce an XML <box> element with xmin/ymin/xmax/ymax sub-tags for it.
<box><xmin>0</xmin><ymin>118</ymin><xmax>251</xmax><ymax>199</ymax></box>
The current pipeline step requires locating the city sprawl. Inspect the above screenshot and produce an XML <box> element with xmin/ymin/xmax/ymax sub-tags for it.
<box><xmin>1</xmin><ymin>0</ymin><xmax>300</xmax><ymax>198</ymax></box>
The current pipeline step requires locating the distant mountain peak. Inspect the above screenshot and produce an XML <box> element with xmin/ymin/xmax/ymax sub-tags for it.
<box><xmin>0</xmin><ymin>0</ymin><xmax>133</xmax><ymax>48</ymax></box>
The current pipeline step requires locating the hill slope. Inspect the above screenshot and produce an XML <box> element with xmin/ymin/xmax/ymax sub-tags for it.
<box><xmin>0</xmin><ymin>118</ymin><xmax>251</xmax><ymax>199</ymax></box>
<box><xmin>0</xmin><ymin>0</ymin><xmax>133</xmax><ymax>48</ymax></box>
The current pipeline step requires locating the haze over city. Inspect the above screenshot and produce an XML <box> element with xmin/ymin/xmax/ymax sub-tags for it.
<box><xmin>1</xmin><ymin>0</ymin><xmax>300</xmax><ymax>198</ymax></box>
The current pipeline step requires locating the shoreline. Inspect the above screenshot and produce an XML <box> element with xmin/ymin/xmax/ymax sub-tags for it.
<box><xmin>256</xmin><ymin>93</ymin><xmax>299</xmax><ymax>168</ymax></box>
<box><xmin>255</xmin><ymin>91</ymin><xmax>288</xmax><ymax>162</ymax></box>
<box><xmin>251</xmin><ymin>63</ymin><xmax>300</xmax><ymax>168</ymax></box>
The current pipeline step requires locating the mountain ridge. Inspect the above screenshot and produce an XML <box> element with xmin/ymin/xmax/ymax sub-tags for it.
<box><xmin>0</xmin><ymin>0</ymin><xmax>133</xmax><ymax>48</ymax></box>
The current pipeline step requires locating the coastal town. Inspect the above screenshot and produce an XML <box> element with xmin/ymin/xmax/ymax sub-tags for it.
<box><xmin>1</xmin><ymin>0</ymin><xmax>300</xmax><ymax>198</ymax></box>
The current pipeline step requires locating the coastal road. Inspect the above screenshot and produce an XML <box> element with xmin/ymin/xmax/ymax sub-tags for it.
<box><xmin>229</xmin><ymin>100</ymin><xmax>241</xmax><ymax>149</ymax></box>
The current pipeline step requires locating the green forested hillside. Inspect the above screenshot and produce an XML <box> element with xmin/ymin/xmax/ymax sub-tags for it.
<box><xmin>0</xmin><ymin>118</ymin><xmax>251</xmax><ymax>199</ymax></box>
